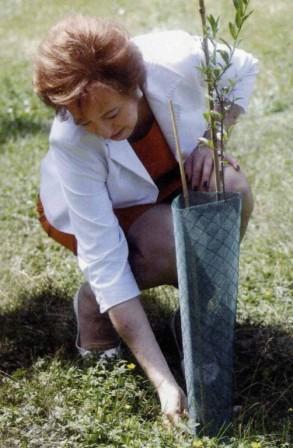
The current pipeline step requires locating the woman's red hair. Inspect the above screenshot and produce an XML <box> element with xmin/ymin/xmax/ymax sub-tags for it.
<box><xmin>33</xmin><ymin>15</ymin><xmax>146</xmax><ymax>112</ymax></box>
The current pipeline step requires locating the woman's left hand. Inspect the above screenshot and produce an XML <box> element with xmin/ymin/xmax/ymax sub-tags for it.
<box><xmin>184</xmin><ymin>146</ymin><xmax>240</xmax><ymax>191</ymax></box>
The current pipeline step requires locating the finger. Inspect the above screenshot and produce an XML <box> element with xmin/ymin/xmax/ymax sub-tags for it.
<box><xmin>184</xmin><ymin>155</ymin><xmax>194</xmax><ymax>182</ymax></box>
<box><xmin>164</xmin><ymin>396</ymin><xmax>188</xmax><ymax>426</ymax></box>
<box><xmin>224</xmin><ymin>153</ymin><xmax>240</xmax><ymax>171</ymax></box>
<box><xmin>162</xmin><ymin>415</ymin><xmax>172</xmax><ymax>429</ymax></box>
<box><xmin>200</xmin><ymin>155</ymin><xmax>213</xmax><ymax>191</ymax></box>
<box><xmin>164</xmin><ymin>411</ymin><xmax>182</xmax><ymax>427</ymax></box>
<box><xmin>171</xmin><ymin>412</ymin><xmax>181</xmax><ymax>426</ymax></box>
<box><xmin>182</xmin><ymin>393</ymin><xmax>188</xmax><ymax>414</ymax></box>
<box><xmin>177</xmin><ymin>388</ymin><xmax>188</xmax><ymax>412</ymax></box>
<box><xmin>182</xmin><ymin>408</ymin><xmax>189</xmax><ymax>418</ymax></box>
<box><xmin>191</xmin><ymin>152</ymin><xmax>205</xmax><ymax>190</ymax></box>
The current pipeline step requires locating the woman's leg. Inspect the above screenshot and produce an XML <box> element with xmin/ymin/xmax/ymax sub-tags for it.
<box><xmin>126</xmin><ymin>204</ymin><xmax>178</xmax><ymax>289</ymax></box>
<box><xmin>126</xmin><ymin>166</ymin><xmax>253</xmax><ymax>288</ymax></box>
<box><xmin>208</xmin><ymin>165</ymin><xmax>254</xmax><ymax>240</ymax></box>
<box><xmin>75</xmin><ymin>282</ymin><xmax>120</xmax><ymax>353</ymax></box>
<box><xmin>75</xmin><ymin>204</ymin><xmax>177</xmax><ymax>355</ymax></box>
<box><xmin>75</xmin><ymin>166</ymin><xmax>253</xmax><ymax>353</ymax></box>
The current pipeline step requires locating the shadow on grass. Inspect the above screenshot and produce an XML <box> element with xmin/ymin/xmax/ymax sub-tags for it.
<box><xmin>233</xmin><ymin>321</ymin><xmax>293</xmax><ymax>432</ymax></box>
<box><xmin>0</xmin><ymin>287</ymin><xmax>292</xmax><ymax>434</ymax></box>
<box><xmin>144</xmin><ymin>296</ymin><xmax>293</xmax><ymax>434</ymax></box>
<box><xmin>0</xmin><ymin>286</ymin><xmax>76</xmax><ymax>373</ymax></box>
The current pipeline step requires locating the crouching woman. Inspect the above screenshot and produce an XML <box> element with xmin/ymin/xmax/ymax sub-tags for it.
<box><xmin>33</xmin><ymin>15</ymin><xmax>258</xmax><ymax>425</ymax></box>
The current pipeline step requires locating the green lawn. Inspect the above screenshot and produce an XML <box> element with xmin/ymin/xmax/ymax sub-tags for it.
<box><xmin>0</xmin><ymin>1</ymin><xmax>292</xmax><ymax>447</ymax></box>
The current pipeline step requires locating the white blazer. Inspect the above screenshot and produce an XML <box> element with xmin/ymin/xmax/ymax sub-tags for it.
<box><xmin>40</xmin><ymin>30</ymin><xmax>258</xmax><ymax>312</ymax></box>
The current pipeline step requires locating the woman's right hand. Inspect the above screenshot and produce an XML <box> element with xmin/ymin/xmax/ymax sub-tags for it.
<box><xmin>156</xmin><ymin>380</ymin><xmax>188</xmax><ymax>426</ymax></box>
<box><xmin>109</xmin><ymin>298</ymin><xmax>188</xmax><ymax>427</ymax></box>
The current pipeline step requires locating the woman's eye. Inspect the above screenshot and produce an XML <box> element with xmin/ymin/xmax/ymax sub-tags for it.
<box><xmin>81</xmin><ymin>121</ymin><xmax>91</xmax><ymax>127</ymax></box>
<box><xmin>105</xmin><ymin>110</ymin><xmax>119</xmax><ymax>120</ymax></box>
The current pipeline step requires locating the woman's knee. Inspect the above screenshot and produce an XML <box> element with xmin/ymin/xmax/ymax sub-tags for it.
<box><xmin>226</xmin><ymin>167</ymin><xmax>254</xmax><ymax>215</ymax></box>
<box><xmin>211</xmin><ymin>166</ymin><xmax>254</xmax><ymax>215</ymax></box>
<box><xmin>223</xmin><ymin>166</ymin><xmax>249</xmax><ymax>191</ymax></box>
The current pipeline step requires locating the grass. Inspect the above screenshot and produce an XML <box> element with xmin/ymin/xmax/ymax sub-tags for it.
<box><xmin>0</xmin><ymin>0</ymin><xmax>292</xmax><ymax>446</ymax></box>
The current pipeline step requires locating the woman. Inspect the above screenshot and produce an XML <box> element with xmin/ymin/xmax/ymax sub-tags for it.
<box><xmin>33</xmin><ymin>15</ymin><xmax>258</xmax><ymax>425</ymax></box>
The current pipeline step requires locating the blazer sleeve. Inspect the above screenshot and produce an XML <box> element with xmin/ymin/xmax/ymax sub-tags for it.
<box><xmin>51</xmin><ymin>138</ymin><xmax>140</xmax><ymax>313</ymax></box>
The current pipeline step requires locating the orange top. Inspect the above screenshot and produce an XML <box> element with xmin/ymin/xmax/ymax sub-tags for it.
<box><xmin>37</xmin><ymin>120</ymin><xmax>182</xmax><ymax>255</ymax></box>
<box><xmin>114</xmin><ymin>120</ymin><xmax>182</xmax><ymax>232</ymax></box>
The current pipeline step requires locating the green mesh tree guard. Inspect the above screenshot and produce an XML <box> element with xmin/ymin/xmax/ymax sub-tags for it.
<box><xmin>171</xmin><ymin>191</ymin><xmax>242</xmax><ymax>436</ymax></box>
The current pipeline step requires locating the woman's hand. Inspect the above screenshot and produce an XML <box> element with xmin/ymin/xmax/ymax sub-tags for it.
<box><xmin>156</xmin><ymin>380</ymin><xmax>188</xmax><ymax>426</ymax></box>
<box><xmin>184</xmin><ymin>146</ymin><xmax>240</xmax><ymax>191</ymax></box>
<box><xmin>109</xmin><ymin>298</ymin><xmax>188</xmax><ymax>427</ymax></box>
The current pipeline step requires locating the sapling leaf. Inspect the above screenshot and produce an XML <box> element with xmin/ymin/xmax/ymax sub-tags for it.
<box><xmin>207</xmin><ymin>15</ymin><xmax>213</xmax><ymax>29</ymax></box>
<box><xmin>217</xmin><ymin>62</ymin><xmax>225</xmax><ymax>70</ymax></box>
<box><xmin>227</xmin><ymin>125</ymin><xmax>235</xmax><ymax>138</ymax></box>
<box><xmin>227</xmin><ymin>78</ymin><xmax>237</xmax><ymax>88</ymax></box>
<box><xmin>200</xmin><ymin>61</ymin><xmax>208</xmax><ymax>73</ymax></box>
<box><xmin>213</xmin><ymin>67</ymin><xmax>222</xmax><ymax>79</ymax></box>
<box><xmin>207</xmin><ymin>14</ymin><xmax>219</xmax><ymax>36</ymax></box>
<box><xmin>217</xmin><ymin>49</ymin><xmax>230</xmax><ymax>65</ymax></box>
<box><xmin>232</xmin><ymin>96</ymin><xmax>242</xmax><ymax>102</ymax></box>
<box><xmin>229</xmin><ymin>22</ymin><xmax>237</xmax><ymax>39</ymax></box>
<box><xmin>209</xmin><ymin>37</ymin><xmax>217</xmax><ymax>50</ymax></box>
<box><xmin>236</xmin><ymin>10</ymin><xmax>242</xmax><ymax>28</ymax></box>
<box><xmin>210</xmin><ymin>110</ymin><xmax>223</xmax><ymax>120</ymax></box>
<box><xmin>222</xmin><ymin>129</ymin><xmax>229</xmax><ymax>142</ymax></box>
<box><xmin>215</xmin><ymin>15</ymin><xmax>220</xmax><ymax>31</ymax></box>
<box><xmin>203</xmin><ymin>111</ymin><xmax>211</xmax><ymax>122</ymax></box>
<box><xmin>219</xmin><ymin>38</ymin><xmax>232</xmax><ymax>51</ymax></box>
<box><xmin>210</xmin><ymin>47</ymin><xmax>217</xmax><ymax>65</ymax></box>
<box><xmin>221</xmin><ymin>85</ymin><xmax>232</xmax><ymax>97</ymax></box>
<box><xmin>233</xmin><ymin>0</ymin><xmax>239</xmax><ymax>9</ymax></box>
<box><xmin>198</xmin><ymin>137</ymin><xmax>213</xmax><ymax>149</ymax></box>
<box><xmin>238</xmin><ymin>0</ymin><xmax>244</xmax><ymax>14</ymax></box>
<box><xmin>243</xmin><ymin>10</ymin><xmax>254</xmax><ymax>23</ymax></box>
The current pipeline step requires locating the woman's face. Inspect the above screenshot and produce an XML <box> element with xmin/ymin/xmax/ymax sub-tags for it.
<box><xmin>68</xmin><ymin>83</ymin><xmax>141</xmax><ymax>141</ymax></box>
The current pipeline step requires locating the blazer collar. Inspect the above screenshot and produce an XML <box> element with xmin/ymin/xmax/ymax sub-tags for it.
<box><xmin>107</xmin><ymin>139</ymin><xmax>156</xmax><ymax>185</ymax></box>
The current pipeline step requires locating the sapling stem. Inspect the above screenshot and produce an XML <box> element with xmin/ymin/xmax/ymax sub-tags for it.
<box><xmin>199</xmin><ymin>0</ymin><xmax>222</xmax><ymax>198</ymax></box>
<box><xmin>219</xmin><ymin>96</ymin><xmax>226</xmax><ymax>194</ymax></box>
<box><xmin>198</xmin><ymin>0</ymin><xmax>253</xmax><ymax>200</ymax></box>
